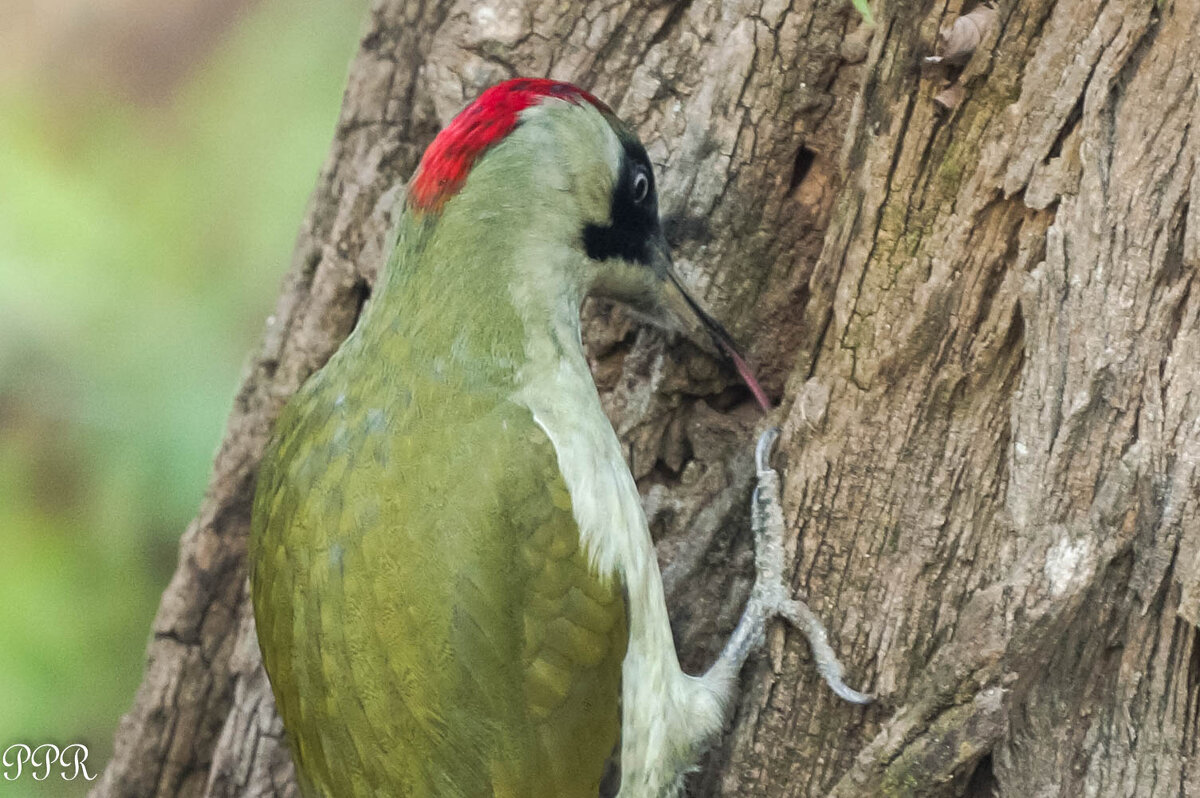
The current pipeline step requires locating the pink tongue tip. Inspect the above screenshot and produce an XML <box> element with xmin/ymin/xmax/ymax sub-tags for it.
<box><xmin>727</xmin><ymin>350</ymin><xmax>772</xmax><ymax>412</ymax></box>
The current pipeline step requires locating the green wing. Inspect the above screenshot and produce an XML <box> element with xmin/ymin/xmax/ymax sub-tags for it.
<box><xmin>251</xmin><ymin>367</ymin><xmax>626</xmax><ymax>797</ymax></box>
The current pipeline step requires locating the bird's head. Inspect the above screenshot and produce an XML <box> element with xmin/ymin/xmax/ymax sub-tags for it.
<box><xmin>404</xmin><ymin>78</ymin><xmax>768</xmax><ymax>409</ymax></box>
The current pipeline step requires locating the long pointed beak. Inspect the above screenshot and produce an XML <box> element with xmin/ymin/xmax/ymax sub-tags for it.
<box><xmin>649</xmin><ymin>239</ymin><xmax>771</xmax><ymax>412</ymax></box>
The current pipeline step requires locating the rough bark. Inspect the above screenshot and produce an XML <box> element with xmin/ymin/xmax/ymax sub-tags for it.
<box><xmin>93</xmin><ymin>0</ymin><xmax>1200</xmax><ymax>795</ymax></box>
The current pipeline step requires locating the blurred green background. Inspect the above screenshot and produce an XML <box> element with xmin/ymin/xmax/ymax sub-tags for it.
<box><xmin>0</xmin><ymin>0</ymin><xmax>365</xmax><ymax>792</ymax></box>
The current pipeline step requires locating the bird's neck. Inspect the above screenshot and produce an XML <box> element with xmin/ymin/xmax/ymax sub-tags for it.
<box><xmin>363</xmin><ymin>211</ymin><xmax>588</xmax><ymax>393</ymax></box>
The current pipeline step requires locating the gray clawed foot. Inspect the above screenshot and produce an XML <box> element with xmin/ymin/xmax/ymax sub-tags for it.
<box><xmin>750</xmin><ymin>427</ymin><xmax>873</xmax><ymax>705</ymax></box>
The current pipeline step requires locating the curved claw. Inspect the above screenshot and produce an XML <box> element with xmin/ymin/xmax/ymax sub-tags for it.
<box><xmin>830</xmin><ymin>681</ymin><xmax>875</xmax><ymax>705</ymax></box>
<box><xmin>755</xmin><ymin>427</ymin><xmax>780</xmax><ymax>475</ymax></box>
<box><xmin>781</xmin><ymin>600</ymin><xmax>874</xmax><ymax>705</ymax></box>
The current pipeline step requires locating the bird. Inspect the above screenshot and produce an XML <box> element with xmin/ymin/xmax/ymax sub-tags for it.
<box><xmin>250</xmin><ymin>77</ymin><xmax>868</xmax><ymax>798</ymax></box>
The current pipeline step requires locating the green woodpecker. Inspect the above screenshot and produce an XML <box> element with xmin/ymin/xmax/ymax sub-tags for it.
<box><xmin>251</xmin><ymin>78</ymin><xmax>868</xmax><ymax>798</ymax></box>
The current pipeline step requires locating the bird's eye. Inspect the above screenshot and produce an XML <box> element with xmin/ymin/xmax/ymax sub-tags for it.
<box><xmin>631</xmin><ymin>170</ymin><xmax>650</xmax><ymax>205</ymax></box>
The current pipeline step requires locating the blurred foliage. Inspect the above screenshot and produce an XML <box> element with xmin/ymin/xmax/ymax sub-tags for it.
<box><xmin>0</xmin><ymin>0</ymin><xmax>365</xmax><ymax>792</ymax></box>
<box><xmin>850</xmin><ymin>0</ymin><xmax>875</xmax><ymax>25</ymax></box>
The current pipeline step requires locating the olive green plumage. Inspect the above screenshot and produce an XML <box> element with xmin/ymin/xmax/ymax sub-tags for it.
<box><xmin>251</xmin><ymin>187</ymin><xmax>628</xmax><ymax>794</ymax></box>
<box><xmin>252</xmin><ymin>384</ymin><xmax>625</xmax><ymax>795</ymax></box>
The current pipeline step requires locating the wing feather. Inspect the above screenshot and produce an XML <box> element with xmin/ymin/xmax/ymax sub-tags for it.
<box><xmin>252</xmin><ymin>379</ymin><xmax>627</xmax><ymax>797</ymax></box>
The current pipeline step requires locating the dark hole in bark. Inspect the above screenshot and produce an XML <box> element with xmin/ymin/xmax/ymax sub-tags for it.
<box><xmin>709</xmin><ymin>382</ymin><xmax>759</xmax><ymax>411</ymax></box>
<box><xmin>964</xmin><ymin>753</ymin><xmax>999</xmax><ymax>798</ymax></box>
<box><xmin>349</xmin><ymin>278</ymin><xmax>372</xmax><ymax>330</ymax></box>
<box><xmin>789</xmin><ymin>145</ymin><xmax>817</xmax><ymax>192</ymax></box>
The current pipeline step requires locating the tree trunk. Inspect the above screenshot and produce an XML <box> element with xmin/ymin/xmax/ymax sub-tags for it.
<box><xmin>92</xmin><ymin>0</ymin><xmax>1200</xmax><ymax>795</ymax></box>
